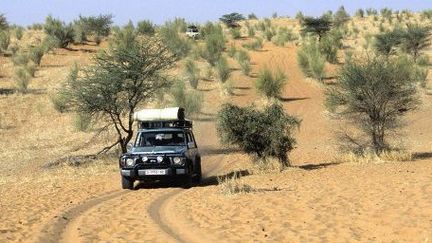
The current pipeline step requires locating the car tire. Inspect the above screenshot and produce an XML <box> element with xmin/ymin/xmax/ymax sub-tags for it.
<box><xmin>121</xmin><ymin>176</ymin><xmax>134</xmax><ymax>190</ymax></box>
<box><xmin>193</xmin><ymin>160</ymin><xmax>202</xmax><ymax>184</ymax></box>
<box><xmin>181</xmin><ymin>175</ymin><xmax>192</xmax><ymax>189</ymax></box>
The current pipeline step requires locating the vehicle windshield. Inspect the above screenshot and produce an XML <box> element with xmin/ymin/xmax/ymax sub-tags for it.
<box><xmin>135</xmin><ymin>131</ymin><xmax>186</xmax><ymax>147</ymax></box>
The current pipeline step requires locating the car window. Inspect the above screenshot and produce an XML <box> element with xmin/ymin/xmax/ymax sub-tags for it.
<box><xmin>136</xmin><ymin>131</ymin><xmax>185</xmax><ymax>147</ymax></box>
<box><xmin>186</xmin><ymin>132</ymin><xmax>196</xmax><ymax>148</ymax></box>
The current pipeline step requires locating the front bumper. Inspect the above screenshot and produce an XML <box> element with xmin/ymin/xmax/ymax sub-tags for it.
<box><xmin>121</xmin><ymin>167</ymin><xmax>188</xmax><ymax>180</ymax></box>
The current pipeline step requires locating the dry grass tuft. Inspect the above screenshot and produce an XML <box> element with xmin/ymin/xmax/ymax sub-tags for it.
<box><xmin>249</xmin><ymin>157</ymin><xmax>286</xmax><ymax>175</ymax></box>
<box><xmin>337</xmin><ymin>150</ymin><xmax>413</xmax><ymax>164</ymax></box>
<box><xmin>217</xmin><ymin>172</ymin><xmax>255</xmax><ymax>195</ymax></box>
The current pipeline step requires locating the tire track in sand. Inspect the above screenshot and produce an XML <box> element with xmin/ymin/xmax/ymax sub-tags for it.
<box><xmin>147</xmin><ymin>154</ymin><xmax>222</xmax><ymax>243</ymax></box>
<box><xmin>37</xmin><ymin>190</ymin><xmax>130</xmax><ymax>243</ymax></box>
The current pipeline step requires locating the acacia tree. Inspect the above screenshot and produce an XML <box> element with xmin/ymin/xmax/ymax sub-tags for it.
<box><xmin>374</xmin><ymin>29</ymin><xmax>403</xmax><ymax>56</ymax></box>
<box><xmin>401</xmin><ymin>24</ymin><xmax>431</xmax><ymax>62</ymax></box>
<box><xmin>60</xmin><ymin>37</ymin><xmax>177</xmax><ymax>153</ymax></box>
<box><xmin>301</xmin><ymin>17</ymin><xmax>332</xmax><ymax>41</ymax></box>
<box><xmin>0</xmin><ymin>14</ymin><xmax>8</xmax><ymax>30</ymax></box>
<box><xmin>326</xmin><ymin>56</ymin><xmax>419</xmax><ymax>154</ymax></box>
<box><xmin>220</xmin><ymin>13</ymin><xmax>245</xmax><ymax>28</ymax></box>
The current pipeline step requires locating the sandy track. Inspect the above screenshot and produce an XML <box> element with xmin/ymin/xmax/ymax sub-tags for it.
<box><xmin>37</xmin><ymin>190</ymin><xmax>130</xmax><ymax>243</ymax></box>
<box><xmin>35</xmin><ymin>154</ymin><xmax>222</xmax><ymax>243</ymax></box>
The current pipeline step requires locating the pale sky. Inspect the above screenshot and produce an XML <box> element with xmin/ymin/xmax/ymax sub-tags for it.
<box><xmin>0</xmin><ymin>0</ymin><xmax>430</xmax><ymax>26</ymax></box>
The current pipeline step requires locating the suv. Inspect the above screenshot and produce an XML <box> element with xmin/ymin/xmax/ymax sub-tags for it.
<box><xmin>119</xmin><ymin>109</ymin><xmax>201</xmax><ymax>190</ymax></box>
<box><xmin>185</xmin><ymin>25</ymin><xmax>200</xmax><ymax>39</ymax></box>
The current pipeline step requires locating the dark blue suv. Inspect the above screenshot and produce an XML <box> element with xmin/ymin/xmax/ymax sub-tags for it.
<box><xmin>119</xmin><ymin>120</ymin><xmax>201</xmax><ymax>190</ymax></box>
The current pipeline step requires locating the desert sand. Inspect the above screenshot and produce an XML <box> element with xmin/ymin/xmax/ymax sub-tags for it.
<box><xmin>1</xmin><ymin>15</ymin><xmax>432</xmax><ymax>243</ymax></box>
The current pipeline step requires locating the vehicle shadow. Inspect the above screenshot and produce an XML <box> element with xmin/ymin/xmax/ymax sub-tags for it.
<box><xmin>198</xmin><ymin>169</ymin><xmax>251</xmax><ymax>187</ymax></box>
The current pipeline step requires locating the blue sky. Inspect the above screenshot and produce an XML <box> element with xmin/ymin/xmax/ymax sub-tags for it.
<box><xmin>0</xmin><ymin>0</ymin><xmax>430</xmax><ymax>26</ymax></box>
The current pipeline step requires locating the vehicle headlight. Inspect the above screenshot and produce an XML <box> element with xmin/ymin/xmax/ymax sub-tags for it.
<box><xmin>156</xmin><ymin>156</ymin><xmax>164</xmax><ymax>163</ymax></box>
<box><xmin>126</xmin><ymin>158</ymin><xmax>135</xmax><ymax>166</ymax></box>
<box><xmin>173</xmin><ymin>157</ymin><xmax>185</xmax><ymax>165</ymax></box>
<box><xmin>142</xmin><ymin>156</ymin><xmax>148</xmax><ymax>162</ymax></box>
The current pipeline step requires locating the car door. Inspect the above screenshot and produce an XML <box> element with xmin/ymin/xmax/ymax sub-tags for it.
<box><xmin>186</xmin><ymin>131</ymin><xmax>199</xmax><ymax>168</ymax></box>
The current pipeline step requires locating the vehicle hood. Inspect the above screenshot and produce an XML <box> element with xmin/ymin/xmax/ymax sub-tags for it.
<box><xmin>131</xmin><ymin>146</ymin><xmax>187</xmax><ymax>155</ymax></box>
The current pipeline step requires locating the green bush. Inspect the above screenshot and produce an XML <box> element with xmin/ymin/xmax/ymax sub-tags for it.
<box><xmin>14</xmin><ymin>67</ymin><xmax>31</xmax><ymax>93</ymax></box>
<box><xmin>247</xmin><ymin>25</ymin><xmax>255</xmax><ymax>37</ymax></box>
<box><xmin>227</xmin><ymin>43</ymin><xmax>237</xmax><ymax>57</ymax></box>
<box><xmin>184</xmin><ymin>59</ymin><xmax>199</xmax><ymax>89</ymax></box>
<box><xmin>201</xmin><ymin>28</ymin><xmax>225</xmax><ymax>66</ymax></box>
<box><xmin>297</xmin><ymin>39</ymin><xmax>326</xmax><ymax>80</ymax></box>
<box><xmin>159</xmin><ymin>22</ymin><xmax>192</xmax><ymax>58</ymax></box>
<box><xmin>77</xmin><ymin>14</ymin><xmax>113</xmax><ymax>39</ymax></box>
<box><xmin>51</xmin><ymin>92</ymin><xmax>69</xmax><ymax>113</ymax></box>
<box><xmin>255</xmin><ymin>67</ymin><xmax>287</xmax><ymax>98</ymax></box>
<box><xmin>264</xmin><ymin>28</ymin><xmax>274</xmax><ymax>41</ymax></box>
<box><xmin>25</xmin><ymin>63</ymin><xmax>37</xmax><ymax>77</ymax></box>
<box><xmin>400</xmin><ymin>24</ymin><xmax>431</xmax><ymax>62</ymax></box>
<box><xmin>0</xmin><ymin>30</ymin><xmax>10</xmax><ymax>53</ymax></box>
<box><xmin>109</xmin><ymin>22</ymin><xmax>137</xmax><ymax>50</ymax></box>
<box><xmin>72</xmin><ymin>23</ymin><xmax>86</xmax><ymax>44</ymax></box>
<box><xmin>230</xmin><ymin>28</ymin><xmax>241</xmax><ymax>39</ymax></box>
<box><xmin>12</xmin><ymin>52</ymin><xmax>29</xmax><ymax>66</ymax></box>
<box><xmin>236</xmin><ymin>50</ymin><xmax>251</xmax><ymax>76</ymax></box>
<box><xmin>248</xmin><ymin>13</ymin><xmax>258</xmax><ymax>20</ymax></box>
<box><xmin>44</xmin><ymin>16</ymin><xmax>74</xmax><ymax>48</ymax></box>
<box><xmin>216</xmin><ymin>56</ymin><xmax>231</xmax><ymax>83</ymax></box>
<box><xmin>136</xmin><ymin>20</ymin><xmax>155</xmax><ymax>35</ymax></box>
<box><xmin>242</xmin><ymin>37</ymin><xmax>263</xmax><ymax>51</ymax></box>
<box><xmin>171</xmin><ymin>80</ymin><xmax>203</xmax><ymax>116</ymax></box>
<box><xmin>217</xmin><ymin>103</ymin><xmax>300</xmax><ymax>166</ymax></box>
<box><xmin>29</xmin><ymin>45</ymin><xmax>45</xmax><ymax>66</ymax></box>
<box><xmin>272</xmin><ymin>27</ymin><xmax>296</xmax><ymax>47</ymax></box>
<box><xmin>320</xmin><ymin>31</ymin><xmax>342</xmax><ymax>64</ymax></box>
<box><xmin>15</xmin><ymin>27</ymin><xmax>24</xmax><ymax>40</ymax></box>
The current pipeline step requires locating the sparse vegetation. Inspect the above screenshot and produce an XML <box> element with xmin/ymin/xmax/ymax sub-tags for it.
<box><xmin>255</xmin><ymin>67</ymin><xmax>287</xmax><ymax>99</ymax></box>
<box><xmin>217</xmin><ymin>103</ymin><xmax>300</xmax><ymax>166</ymax></box>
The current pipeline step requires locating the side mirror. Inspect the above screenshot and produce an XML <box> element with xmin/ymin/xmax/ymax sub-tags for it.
<box><xmin>187</xmin><ymin>142</ymin><xmax>195</xmax><ymax>148</ymax></box>
<box><xmin>126</xmin><ymin>143</ymin><xmax>133</xmax><ymax>152</ymax></box>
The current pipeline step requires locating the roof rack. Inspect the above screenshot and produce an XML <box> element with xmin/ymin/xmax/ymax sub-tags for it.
<box><xmin>139</xmin><ymin>120</ymin><xmax>193</xmax><ymax>129</ymax></box>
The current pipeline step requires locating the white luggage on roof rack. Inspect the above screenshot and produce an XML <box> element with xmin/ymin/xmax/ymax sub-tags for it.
<box><xmin>133</xmin><ymin>107</ymin><xmax>185</xmax><ymax>121</ymax></box>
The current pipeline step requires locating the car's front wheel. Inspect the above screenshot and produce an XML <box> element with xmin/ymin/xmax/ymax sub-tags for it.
<box><xmin>121</xmin><ymin>176</ymin><xmax>135</xmax><ymax>190</ymax></box>
<box><xmin>193</xmin><ymin>160</ymin><xmax>202</xmax><ymax>184</ymax></box>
